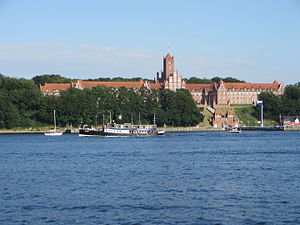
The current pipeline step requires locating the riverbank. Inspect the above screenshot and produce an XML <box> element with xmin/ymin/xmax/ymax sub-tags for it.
<box><xmin>1</xmin><ymin>126</ymin><xmax>300</xmax><ymax>134</ymax></box>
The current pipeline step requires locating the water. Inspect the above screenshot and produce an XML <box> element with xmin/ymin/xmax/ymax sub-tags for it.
<box><xmin>0</xmin><ymin>132</ymin><xmax>299</xmax><ymax>225</ymax></box>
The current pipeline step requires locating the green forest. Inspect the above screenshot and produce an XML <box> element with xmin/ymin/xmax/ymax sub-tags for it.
<box><xmin>0</xmin><ymin>74</ymin><xmax>203</xmax><ymax>129</ymax></box>
<box><xmin>1</xmin><ymin>73</ymin><xmax>299</xmax><ymax>129</ymax></box>
<box><xmin>254</xmin><ymin>83</ymin><xmax>300</xmax><ymax>121</ymax></box>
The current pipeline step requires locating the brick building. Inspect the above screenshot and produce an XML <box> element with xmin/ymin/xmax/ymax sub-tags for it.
<box><xmin>187</xmin><ymin>79</ymin><xmax>284</xmax><ymax>107</ymax></box>
<box><xmin>40</xmin><ymin>80</ymin><xmax>146</xmax><ymax>96</ymax></box>
<box><xmin>154</xmin><ymin>53</ymin><xmax>186</xmax><ymax>91</ymax></box>
<box><xmin>40</xmin><ymin>52</ymin><xmax>285</xmax><ymax>107</ymax></box>
<box><xmin>211</xmin><ymin>110</ymin><xmax>240</xmax><ymax>128</ymax></box>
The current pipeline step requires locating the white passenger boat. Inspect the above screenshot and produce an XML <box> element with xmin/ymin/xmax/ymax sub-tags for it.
<box><xmin>79</xmin><ymin>123</ymin><xmax>164</xmax><ymax>137</ymax></box>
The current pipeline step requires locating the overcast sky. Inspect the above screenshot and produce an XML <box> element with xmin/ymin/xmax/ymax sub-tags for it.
<box><xmin>0</xmin><ymin>0</ymin><xmax>299</xmax><ymax>84</ymax></box>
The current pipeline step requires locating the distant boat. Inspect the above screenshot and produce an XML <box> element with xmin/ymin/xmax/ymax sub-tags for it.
<box><xmin>229</xmin><ymin>127</ymin><xmax>241</xmax><ymax>133</ymax></box>
<box><xmin>44</xmin><ymin>110</ymin><xmax>63</xmax><ymax>136</ymax></box>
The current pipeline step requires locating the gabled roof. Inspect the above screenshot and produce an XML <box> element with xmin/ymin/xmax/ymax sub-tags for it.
<box><xmin>219</xmin><ymin>81</ymin><xmax>282</xmax><ymax>90</ymax></box>
<box><xmin>40</xmin><ymin>80</ymin><xmax>146</xmax><ymax>94</ymax></box>
<box><xmin>40</xmin><ymin>83</ymin><xmax>71</xmax><ymax>93</ymax></box>
<box><xmin>227</xmin><ymin>110</ymin><xmax>234</xmax><ymax>115</ymax></box>
<box><xmin>148</xmin><ymin>83</ymin><xmax>162</xmax><ymax>89</ymax></box>
<box><xmin>74</xmin><ymin>80</ymin><xmax>145</xmax><ymax>89</ymax></box>
<box><xmin>185</xmin><ymin>83</ymin><xmax>214</xmax><ymax>92</ymax></box>
<box><xmin>214</xmin><ymin>110</ymin><xmax>222</xmax><ymax>115</ymax></box>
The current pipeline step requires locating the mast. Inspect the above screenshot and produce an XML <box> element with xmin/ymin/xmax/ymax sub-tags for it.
<box><xmin>95</xmin><ymin>98</ymin><xmax>100</xmax><ymax>126</ymax></box>
<box><xmin>54</xmin><ymin>110</ymin><xmax>56</xmax><ymax>131</ymax></box>
<box><xmin>261</xmin><ymin>103</ymin><xmax>264</xmax><ymax>127</ymax></box>
<box><xmin>139</xmin><ymin>112</ymin><xmax>141</xmax><ymax>124</ymax></box>
<box><xmin>109</xmin><ymin>110</ymin><xmax>112</xmax><ymax>124</ymax></box>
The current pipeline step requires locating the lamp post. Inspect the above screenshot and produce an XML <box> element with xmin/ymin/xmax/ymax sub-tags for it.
<box><xmin>95</xmin><ymin>98</ymin><xmax>100</xmax><ymax>126</ymax></box>
<box><xmin>257</xmin><ymin>100</ymin><xmax>264</xmax><ymax>127</ymax></box>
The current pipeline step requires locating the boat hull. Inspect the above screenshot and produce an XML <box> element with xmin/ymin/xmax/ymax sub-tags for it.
<box><xmin>44</xmin><ymin>132</ymin><xmax>63</xmax><ymax>136</ymax></box>
<box><xmin>79</xmin><ymin>129</ymin><xmax>164</xmax><ymax>137</ymax></box>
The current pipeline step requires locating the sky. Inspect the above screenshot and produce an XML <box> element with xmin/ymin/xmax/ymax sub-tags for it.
<box><xmin>0</xmin><ymin>0</ymin><xmax>299</xmax><ymax>84</ymax></box>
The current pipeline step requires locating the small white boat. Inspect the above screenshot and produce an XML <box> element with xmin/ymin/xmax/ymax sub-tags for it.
<box><xmin>44</xmin><ymin>110</ymin><xmax>63</xmax><ymax>136</ymax></box>
<box><xmin>157</xmin><ymin>130</ymin><xmax>165</xmax><ymax>135</ymax></box>
<box><xmin>229</xmin><ymin>127</ymin><xmax>241</xmax><ymax>133</ymax></box>
<box><xmin>44</xmin><ymin>130</ymin><xmax>63</xmax><ymax>136</ymax></box>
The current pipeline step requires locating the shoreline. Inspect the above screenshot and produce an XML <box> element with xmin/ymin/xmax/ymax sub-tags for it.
<box><xmin>0</xmin><ymin>126</ymin><xmax>299</xmax><ymax>134</ymax></box>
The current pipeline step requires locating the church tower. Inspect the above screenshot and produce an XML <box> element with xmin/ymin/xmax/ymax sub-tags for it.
<box><xmin>156</xmin><ymin>52</ymin><xmax>185</xmax><ymax>91</ymax></box>
<box><xmin>163</xmin><ymin>53</ymin><xmax>175</xmax><ymax>80</ymax></box>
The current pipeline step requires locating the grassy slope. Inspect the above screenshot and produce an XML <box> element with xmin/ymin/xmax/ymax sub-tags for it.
<box><xmin>198</xmin><ymin>104</ymin><xmax>263</xmax><ymax>127</ymax></box>
<box><xmin>198</xmin><ymin>108</ymin><xmax>213</xmax><ymax>127</ymax></box>
<box><xmin>231</xmin><ymin>105</ymin><xmax>258</xmax><ymax>126</ymax></box>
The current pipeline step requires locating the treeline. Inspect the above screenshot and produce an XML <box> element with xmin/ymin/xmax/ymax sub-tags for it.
<box><xmin>32</xmin><ymin>74</ymin><xmax>74</xmax><ymax>85</ymax></box>
<box><xmin>0</xmin><ymin>74</ymin><xmax>203</xmax><ymax>129</ymax></box>
<box><xmin>185</xmin><ymin>76</ymin><xmax>245</xmax><ymax>84</ymax></box>
<box><xmin>32</xmin><ymin>74</ymin><xmax>153</xmax><ymax>85</ymax></box>
<box><xmin>254</xmin><ymin>84</ymin><xmax>300</xmax><ymax>121</ymax></box>
<box><xmin>32</xmin><ymin>74</ymin><xmax>245</xmax><ymax>85</ymax></box>
<box><xmin>0</xmin><ymin>75</ymin><xmax>42</xmax><ymax>128</ymax></box>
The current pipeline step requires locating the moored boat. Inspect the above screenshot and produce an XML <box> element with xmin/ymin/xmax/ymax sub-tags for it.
<box><xmin>44</xmin><ymin>130</ymin><xmax>63</xmax><ymax>136</ymax></box>
<box><xmin>228</xmin><ymin>127</ymin><xmax>241</xmax><ymax>133</ymax></box>
<box><xmin>44</xmin><ymin>110</ymin><xmax>63</xmax><ymax>136</ymax></box>
<box><xmin>79</xmin><ymin>123</ymin><xmax>164</xmax><ymax>137</ymax></box>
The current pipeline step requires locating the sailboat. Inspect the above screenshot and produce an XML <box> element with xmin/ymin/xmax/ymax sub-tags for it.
<box><xmin>44</xmin><ymin>110</ymin><xmax>63</xmax><ymax>136</ymax></box>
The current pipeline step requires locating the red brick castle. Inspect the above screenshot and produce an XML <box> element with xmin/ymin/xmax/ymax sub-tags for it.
<box><xmin>40</xmin><ymin>52</ymin><xmax>285</xmax><ymax>108</ymax></box>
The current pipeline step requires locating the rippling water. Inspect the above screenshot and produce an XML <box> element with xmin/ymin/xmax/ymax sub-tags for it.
<box><xmin>0</xmin><ymin>131</ymin><xmax>299</xmax><ymax>224</ymax></box>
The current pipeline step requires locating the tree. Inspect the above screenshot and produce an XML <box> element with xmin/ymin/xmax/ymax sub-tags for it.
<box><xmin>32</xmin><ymin>74</ymin><xmax>72</xmax><ymax>85</ymax></box>
<box><xmin>211</xmin><ymin>76</ymin><xmax>245</xmax><ymax>83</ymax></box>
<box><xmin>0</xmin><ymin>75</ymin><xmax>43</xmax><ymax>128</ymax></box>
<box><xmin>185</xmin><ymin>77</ymin><xmax>212</xmax><ymax>84</ymax></box>
<box><xmin>253</xmin><ymin>84</ymin><xmax>300</xmax><ymax>122</ymax></box>
<box><xmin>253</xmin><ymin>92</ymin><xmax>282</xmax><ymax>121</ymax></box>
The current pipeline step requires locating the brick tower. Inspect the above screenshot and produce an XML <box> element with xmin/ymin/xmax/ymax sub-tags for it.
<box><xmin>156</xmin><ymin>52</ymin><xmax>185</xmax><ymax>91</ymax></box>
<box><xmin>163</xmin><ymin>53</ymin><xmax>175</xmax><ymax>80</ymax></box>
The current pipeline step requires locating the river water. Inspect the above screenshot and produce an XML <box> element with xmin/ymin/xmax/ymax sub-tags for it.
<box><xmin>0</xmin><ymin>132</ymin><xmax>299</xmax><ymax>225</ymax></box>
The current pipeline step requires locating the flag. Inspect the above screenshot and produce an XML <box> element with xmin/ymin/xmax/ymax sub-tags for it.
<box><xmin>257</xmin><ymin>100</ymin><xmax>263</xmax><ymax>106</ymax></box>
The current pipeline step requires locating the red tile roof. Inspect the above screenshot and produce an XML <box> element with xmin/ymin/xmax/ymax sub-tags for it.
<box><xmin>227</xmin><ymin>110</ymin><xmax>234</xmax><ymax>115</ymax></box>
<box><xmin>40</xmin><ymin>83</ymin><xmax>71</xmax><ymax>94</ymax></box>
<box><xmin>148</xmin><ymin>83</ymin><xmax>162</xmax><ymax>89</ymax></box>
<box><xmin>40</xmin><ymin>80</ymin><xmax>146</xmax><ymax>94</ymax></box>
<box><xmin>214</xmin><ymin>110</ymin><xmax>222</xmax><ymax>115</ymax></box>
<box><xmin>220</xmin><ymin>81</ymin><xmax>281</xmax><ymax>90</ymax></box>
<box><xmin>185</xmin><ymin>83</ymin><xmax>214</xmax><ymax>91</ymax></box>
<box><xmin>74</xmin><ymin>80</ymin><xmax>145</xmax><ymax>89</ymax></box>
